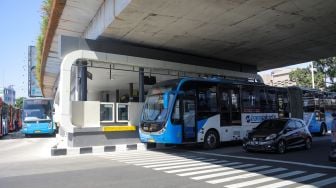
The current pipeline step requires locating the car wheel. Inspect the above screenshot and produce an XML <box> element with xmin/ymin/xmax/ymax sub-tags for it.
<box><xmin>204</xmin><ymin>130</ymin><xmax>219</xmax><ymax>149</ymax></box>
<box><xmin>320</xmin><ymin>124</ymin><xmax>327</xmax><ymax>136</ymax></box>
<box><xmin>277</xmin><ymin>140</ymin><xmax>286</xmax><ymax>154</ymax></box>
<box><xmin>305</xmin><ymin>138</ymin><xmax>312</xmax><ymax>150</ymax></box>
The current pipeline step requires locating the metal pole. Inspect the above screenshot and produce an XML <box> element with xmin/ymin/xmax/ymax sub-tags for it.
<box><xmin>116</xmin><ymin>89</ymin><xmax>119</xmax><ymax>103</ymax></box>
<box><xmin>311</xmin><ymin>62</ymin><xmax>315</xmax><ymax>89</ymax></box>
<box><xmin>129</xmin><ymin>83</ymin><xmax>133</xmax><ymax>102</ymax></box>
<box><xmin>139</xmin><ymin>67</ymin><xmax>145</xmax><ymax>102</ymax></box>
<box><xmin>79</xmin><ymin>60</ymin><xmax>88</xmax><ymax>101</ymax></box>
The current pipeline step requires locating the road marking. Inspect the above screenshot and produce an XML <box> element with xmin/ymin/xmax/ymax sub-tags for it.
<box><xmin>124</xmin><ymin>156</ymin><xmax>195</xmax><ymax>164</ymax></box>
<box><xmin>143</xmin><ymin>158</ymin><xmax>210</xmax><ymax>168</ymax></box>
<box><xmin>296</xmin><ymin>177</ymin><xmax>336</xmax><ymax>188</ymax></box>
<box><xmin>106</xmin><ymin>152</ymin><xmax>185</xmax><ymax>160</ymax></box>
<box><xmin>177</xmin><ymin>163</ymin><xmax>253</xmax><ymax>176</ymax></box>
<box><xmin>165</xmin><ymin>161</ymin><xmax>237</xmax><ymax>174</ymax></box>
<box><xmin>121</xmin><ymin>156</ymin><xmax>195</xmax><ymax>163</ymax></box>
<box><xmin>191</xmin><ymin>165</ymin><xmax>270</xmax><ymax>180</ymax></box>
<box><xmin>208</xmin><ymin>167</ymin><xmax>287</xmax><ymax>184</ymax></box>
<box><xmin>101</xmin><ymin>151</ymin><xmax>336</xmax><ymax>188</ymax></box>
<box><xmin>153</xmin><ymin>159</ymin><xmax>218</xmax><ymax>170</ymax></box>
<box><xmin>223</xmin><ymin>170</ymin><xmax>304</xmax><ymax>188</ymax></box>
<box><xmin>256</xmin><ymin>173</ymin><xmax>326</xmax><ymax>188</ymax></box>
<box><xmin>126</xmin><ymin>156</ymin><xmax>202</xmax><ymax>164</ymax></box>
<box><xmin>188</xmin><ymin>150</ymin><xmax>336</xmax><ymax>170</ymax></box>
<box><xmin>134</xmin><ymin>158</ymin><xmax>207</xmax><ymax>166</ymax></box>
<box><xmin>110</xmin><ymin>154</ymin><xmax>193</xmax><ymax>162</ymax></box>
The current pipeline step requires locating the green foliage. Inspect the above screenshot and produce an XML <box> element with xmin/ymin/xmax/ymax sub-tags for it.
<box><xmin>15</xmin><ymin>97</ymin><xmax>25</xmax><ymax>109</ymax></box>
<box><xmin>36</xmin><ymin>0</ymin><xmax>52</xmax><ymax>87</ymax></box>
<box><xmin>313</xmin><ymin>57</ymin><xmax>336</xmax><ymax>85</ymax></box>
<box><xmin>289</xmin><ymin>67</ymin><xmax>324</xmax><ymax>89</ymax></box>
<box><xmin>290</xmin><ymin>57</ymin><xmax>336</xmax><ymax>90</ymax></box>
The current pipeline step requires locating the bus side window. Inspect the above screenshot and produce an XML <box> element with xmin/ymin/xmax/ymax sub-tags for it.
<box><xmin>172</xmin><ymin>99</ymin><xmax>180</xmax><ymax>124</ymax></box>
<box><xmin>242</xmin><ymin>86</ymin><xmax>260</xmax><ymax>113</ymax></box>
<box><xmin>277</xmin><ymin>89</ymin><xmax>290</xmax><ymax>118</ymax></box>
<box><xmin>219</xmin><ymin>88</ymin><xmax>230</xmax><ymax>125</ymax></box>
<box><xmin>197</xmin><ymin>83</ymin><xmax>217</xmax><ymax>112</ymax></box>
<box><xmin>267</xmin><ymin>88</ymin><xmax>277</xmax><ymax>113</ymax></box>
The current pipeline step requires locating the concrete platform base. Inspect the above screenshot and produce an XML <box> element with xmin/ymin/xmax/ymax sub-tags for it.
<box><xmin>51</xmin><ymin>143</ymin><xmax>173</xmax><ymax>156</ymax></box>
<box><xmin>58</xmin><ymin>126</ymin><xmax>140</xmax><ymax>148</ymax></box>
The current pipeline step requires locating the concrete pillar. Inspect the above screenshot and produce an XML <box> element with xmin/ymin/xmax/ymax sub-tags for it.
<box><xmin>129</xmin><ymin>83</ymin><xmax>133</xmax><ymax>102</ymax></box>
<box><xmin>139</xmin><ymin>67</ymin><xmax>145</xmax><ymax>102</ymax></box>
<box><xmin>79</xmin><ymin>60</ymin><xmax>87</xmax><ymax>101</ymax></box>
<box><xmin>116</xmin><ymin>89</ymin><xmax>119</xmax><ymax>102</ymax></box>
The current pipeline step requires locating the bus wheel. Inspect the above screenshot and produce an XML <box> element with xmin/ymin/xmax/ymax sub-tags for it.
<box><xmin>277</xmin><ymin>140</ymin><xmax>286</xmax><ymax>154</ymax></box>
<box><xmin>204</xmin><ymin>130</ymin><xmax>219</xmax><ymax>149</ymax></box>
<box><xmin>319</xmin><ymin>124</ymin><xmax>327</xmax><ymax>136</ymax></box>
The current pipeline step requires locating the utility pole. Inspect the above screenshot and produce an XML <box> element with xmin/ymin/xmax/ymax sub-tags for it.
<box><xmin>311</xmin><ymin>62</ymin><xmax>315</xmax><ymax>89</ymax></box>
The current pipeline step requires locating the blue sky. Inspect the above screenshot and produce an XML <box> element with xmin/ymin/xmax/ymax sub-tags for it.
<box><xmin>0</xmin><ymin>0</ymin><xmax>43</xmax><ymax>97</ymax></box>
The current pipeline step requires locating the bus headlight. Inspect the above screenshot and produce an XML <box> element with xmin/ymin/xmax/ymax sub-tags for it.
<box><xmin>48</xmin><ymin>123</ymin><xmax>53</xmax><ymax>129</ymax></box>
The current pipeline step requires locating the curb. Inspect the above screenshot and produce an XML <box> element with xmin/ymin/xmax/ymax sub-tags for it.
<box><xmin>50</xmin><ymin>143</ymin><xmax>173</xmax><ymax>156</ymax></box>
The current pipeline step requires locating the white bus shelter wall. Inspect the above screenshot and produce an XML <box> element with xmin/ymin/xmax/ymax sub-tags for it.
<box><xmin>72</xmin><ymin>101</ymin><xmax>100</xmax><ymax>128</ymax></box>
<box><xmin>128</xmin><ymin>102</ymin><xmax>144</xmax><ymax>126</ymax></box>
<box><xmin>59</xmin><ymin>50</ymin><xmax>261</xmax><ymax>134</ymax></box>
<box><xmin>59</xmin><ymin>50</ymin><xmax>99</xmax><ymax>133</ymax></box>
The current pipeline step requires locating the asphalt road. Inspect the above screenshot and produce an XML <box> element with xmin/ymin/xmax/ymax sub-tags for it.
<box><xmin>0</xmin><ymin>133</ymin><xmax>335</xmax><ymax>188</ymax></box>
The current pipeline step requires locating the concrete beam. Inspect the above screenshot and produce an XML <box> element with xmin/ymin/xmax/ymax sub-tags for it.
<box><xmin>84</xmin><ymin>0</ymin><xmax>132</xmax><ymax>40</ymax></box>
<box><xmin>59</xmin><ymin>35</ymin><xmax>257</xmax><ymax>73</ymax></box>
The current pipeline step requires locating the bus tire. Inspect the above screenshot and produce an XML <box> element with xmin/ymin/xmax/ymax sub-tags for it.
<box><xmin>319</xmin><ymin>124</ymin><xmax>327</xmax><ymax>136</ymax></box>
<box><xmin>203</xmin><ymin>129</ymin><xmax>219</xmax><ymax>149</ymax></box>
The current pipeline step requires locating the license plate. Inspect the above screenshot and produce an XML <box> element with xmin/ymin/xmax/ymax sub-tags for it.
<box><xmin>34</xmin><ymin>130</ymin><xmax>41</xmax><ymax>133</ymax></box>
<box><xmin>254</xmin><ymin>141</ymin><xmax>259</xmax><ymax>145</ymax></box>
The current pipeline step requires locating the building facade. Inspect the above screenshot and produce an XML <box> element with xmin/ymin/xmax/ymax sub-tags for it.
<box><xmin>260</xmin><ymin>68</ymin><xmax>297</xmax><ymax>87</ymax></box>
<box><xmin>0</xmin><ymin>85</ymin><xmax>16</xmax><ymax>105</ymax></box>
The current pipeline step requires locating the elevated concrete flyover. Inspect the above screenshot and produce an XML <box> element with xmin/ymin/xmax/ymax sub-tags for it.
<box><xmin>39</xmin><ymin>0</ymin><xmax>336</xmax><ymax>148</ymax></box>
<box><xmin>41</xmin><ymin>0</ymin><xmax>336</xmax><ymax>97</ymax></box>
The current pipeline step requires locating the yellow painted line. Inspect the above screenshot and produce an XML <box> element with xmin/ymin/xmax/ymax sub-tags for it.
<box><xmin>102</xmin><ymin>125</ymin><xmax>137</xmax><ymax>132</ymax></box>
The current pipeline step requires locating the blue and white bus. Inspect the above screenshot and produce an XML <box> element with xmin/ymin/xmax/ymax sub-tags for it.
<box><xmin>21</xmin><ymin>98</ymin><xmax>55</xmax><ymax>137</ymax></box>
<box><xmin>139</xmin><ymin>78</ymin><xmax>297</xmax><ymax>149</ymax></box>
<box><xmin>302</xmin><ymin>89</ymin><xmax>336</xmax><ymax>136</ymax></box>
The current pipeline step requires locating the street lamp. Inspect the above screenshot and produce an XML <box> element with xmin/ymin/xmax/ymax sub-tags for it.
<box><xmin>311</xmin><ymin>62</ymin><xmax>315</xmax><ymax>89</ymax></box>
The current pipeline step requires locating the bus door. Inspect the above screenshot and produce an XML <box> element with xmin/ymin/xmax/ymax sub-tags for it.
<box><xmin>219</xmin><ymin>85</ymin><xmax>241</xmax><ymax>126</ymax></box>
<box><xmin>182</xmin><ymin>96</ymin><xmax>197</xmax><ymax>142</ymax></box>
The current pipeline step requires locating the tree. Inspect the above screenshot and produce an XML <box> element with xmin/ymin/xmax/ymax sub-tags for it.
<box><xmin>313</xmin><ymin>57</ymin><xmax>336</xmax><ymax>88</ymax></box>
<box><xmin>15</xmin><ymin>97</ymin><xmax>25</xmax><ymax>109</ymax></box>
<box><xmin>289</xmin><ymin>67</ymin><xmax>324</xmax><ymax>89</ymax></box>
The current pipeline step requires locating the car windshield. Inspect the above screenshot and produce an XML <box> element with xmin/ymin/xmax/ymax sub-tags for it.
<box><xmin>256</xmin><ymin>119</ymin><xmax>287</xmax><ymax>130</ymax></box>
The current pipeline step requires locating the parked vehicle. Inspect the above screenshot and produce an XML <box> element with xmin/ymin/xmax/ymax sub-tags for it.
<box><xmin>243</xmin><ymin>118</ymin><xmax>312</xmax><ymax>154</ymax></box>
<box><xmin>21</xmin><ymin>98</ymin><xmax>55</xmax><ymax>137</ymax></box>
<box><xmin>302</xmin><ymin>89</ymin><xmax>336</xmax><ymax>136</ymax></box>
<box><xmin>139</xmin><ymin>77</ymin><xmax>302</xmax><ymax>149</ymax></box>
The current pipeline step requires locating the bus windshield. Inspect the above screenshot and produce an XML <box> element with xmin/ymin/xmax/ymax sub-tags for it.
<box><xmin>23</xmin><ymin>99</ymin><xmax>52</xmax><ymax>121</ymax></box>
<box><xmin>142</xmin><ymin>93</ymin><xmax>174</xmax><ymax>122</ymax></box>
